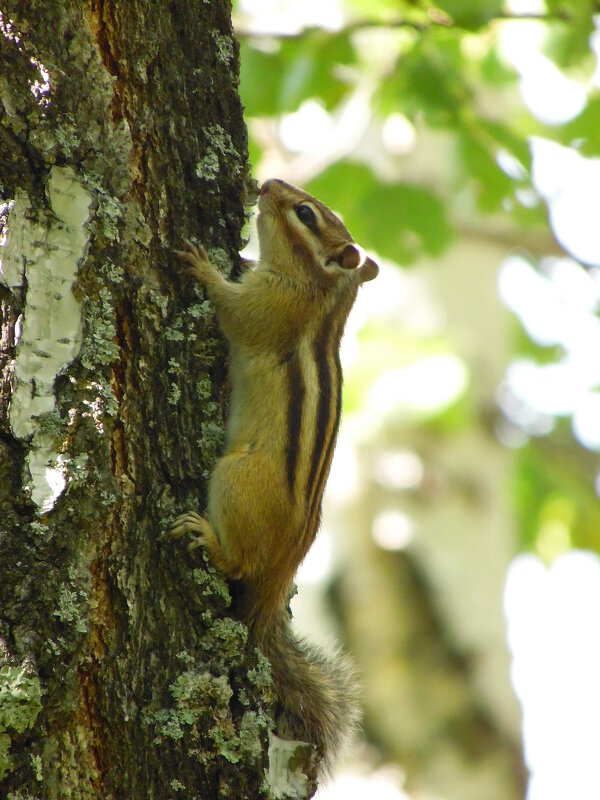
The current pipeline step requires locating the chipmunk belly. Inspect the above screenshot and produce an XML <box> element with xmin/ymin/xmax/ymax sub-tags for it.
<box><xmin>226</xmin><ymin>348</ymin><xmax>290</xmax><ymax>455</ymax></box>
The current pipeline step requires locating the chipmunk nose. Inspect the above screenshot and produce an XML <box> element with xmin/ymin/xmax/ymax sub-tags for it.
<box><xmin>259</xmin><ymin>179</ymin><xmax>282</xmax><ymax>195</ymax></box>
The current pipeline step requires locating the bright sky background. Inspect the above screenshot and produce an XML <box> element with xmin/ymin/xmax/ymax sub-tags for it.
<box><xmin>498</xmin><ymin>12</ymin><xmax>600</xmax><ymax>800</ymax></box>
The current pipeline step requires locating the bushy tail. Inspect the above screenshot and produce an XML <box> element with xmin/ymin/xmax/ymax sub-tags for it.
<box><xmin>256</xmin><ymin>613</ymin><xmax>360</xmax><ymax>772</ymax></box>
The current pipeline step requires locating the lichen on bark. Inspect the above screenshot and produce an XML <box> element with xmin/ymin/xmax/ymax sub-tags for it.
<box><xmin>0</xmin><ymin>2</ymin><xmax>279</xmax><ymax>798</ymax></box>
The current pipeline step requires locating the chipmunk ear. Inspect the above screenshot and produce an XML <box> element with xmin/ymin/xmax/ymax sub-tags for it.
<box><xmin>327</xmin><ymin>244</ymin><xmax>378</xmax><ymax>281</ymax></box>
<box><xmin>339</xmin><ymin>243</ymin><xmax>361</xmax><ymax>270</ymax></box>
<box><xmin>359</xmin><ymin>255</ymin><xmax>379</xmax><ymax>283</ymax></box>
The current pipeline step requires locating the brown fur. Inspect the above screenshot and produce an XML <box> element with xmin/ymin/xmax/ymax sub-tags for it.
<box><xmin>172</xmin><ymin>179</ymin><xmax>377</xmax><ymax>773</ymax></box>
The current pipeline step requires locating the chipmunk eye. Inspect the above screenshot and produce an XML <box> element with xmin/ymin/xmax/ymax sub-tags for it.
<box><xmin>295</xmin><ymin>204</ymin><xmax>319</xmax><ymax>234</ymax></box>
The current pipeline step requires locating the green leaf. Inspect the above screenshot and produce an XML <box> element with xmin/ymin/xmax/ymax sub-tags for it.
<box><xmin>246</xmin><ymin>128</ymin><xmax>263</xmax><ymax>175</ymax></box>
<box><xmin>558</xmin><ymin>95</ymin><xmax>600</xmax><ymax>154</ymax></box>
<box><xmin>432</xmin><ymin>0</ymin><xmax>504</xmax><ymax>30</ymax></box>
<box><xmin>480</xmin><ymin>120</ymin><xmax>531</xmax><ymax>169</ymax></box>
<box><xmin>514</xmin><ymin>442</ymin><xmax>600</xmax><ymax>555</ymax></box>
<box><xmin>458</xmin><ymin>130</ymin><xmax>513</xmax><ymax>211</ymax></box>
<box><xmin>479</xmin><ymin>45</ymin><xmax>519</xmax><ymax>86</ymax></box>
<box><xmin>239</xmin><ymin>29</ymin><xmax>356</xmax><ymax>117</ymax></box>
<box><xmin>307</xmin><ymin>162</ymin><xmax>452</xmax><ymax>263</ymax></box>
<box><xmin>376</xmin><ymin>37</ymin><xmax>472</xmax><ymax>126</ymax></box>
<box><xmin>345</xmin><ymin>0</ymin><xmax>409</xmax><ymax>15</ymax></box>
<box><xmin>455</xmin><ymin>118</ymin><xmax>532</xmax><ymax>212</ymax></box>
<box><xmin>238</xmin><ymin>43</ymin><xmax>283</xmax><ymax>117</ymax></box>
<box><xmin>543</xmin><ymin>0</ymin><xmax>596</xmax><ymax>67</ymax></box>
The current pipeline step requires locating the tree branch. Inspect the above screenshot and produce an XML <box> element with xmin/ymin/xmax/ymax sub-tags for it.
<box><xmin>234</xmin><ymin>8</ymin><xmax>573</xmax><ymax>41</ymax></box>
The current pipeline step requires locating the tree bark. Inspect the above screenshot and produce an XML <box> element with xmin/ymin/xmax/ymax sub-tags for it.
<box><xmin>0</xmin><ymin>2</ymin><xmax>279</xmax><ymax>797</ymax></box>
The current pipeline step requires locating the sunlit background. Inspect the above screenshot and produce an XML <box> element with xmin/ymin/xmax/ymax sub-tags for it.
<box><xmin>234</xmin><ymin>1</ymin><xmax>600</xmax><ymax>798</ymax></box>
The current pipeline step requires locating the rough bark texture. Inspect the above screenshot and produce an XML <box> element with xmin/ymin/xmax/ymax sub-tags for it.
<box><xmin>0</xmin><ymin>2</ymin><xmax>277</xmax><ymax>798</ymax></box>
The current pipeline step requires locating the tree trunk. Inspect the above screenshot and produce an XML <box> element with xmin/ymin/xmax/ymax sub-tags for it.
<box><xmin>0</xmin><ymin>2</ymin><xmax>283</xmax><ymax>797</ymax></box>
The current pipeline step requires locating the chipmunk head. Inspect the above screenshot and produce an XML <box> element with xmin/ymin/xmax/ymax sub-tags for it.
<box><xmin>257</xmin><ymin>179</ymin><xmax>378</xmax><ymax>288</ymax></box>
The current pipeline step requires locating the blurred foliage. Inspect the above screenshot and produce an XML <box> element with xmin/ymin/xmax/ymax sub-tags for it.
<box><xmin>234</xmin><ymin>0</ymin><xmax>600</xmax><ymax>559</ymax></box>
<box><xmin>240</xmin><ymin>29</ymin><xmax>355</xmax><ymax>113</ymax></box>
<box><xmin>307</xmin><ymin>162</ymin><xmax>452</xmax><ymax>261</ymax></box>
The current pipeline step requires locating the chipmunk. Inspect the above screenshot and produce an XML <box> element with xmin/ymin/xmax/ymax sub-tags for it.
<box><xmin>172</xmin><ymin>178</ymin><xmax>378</xmax><ymax>773</ymax></box>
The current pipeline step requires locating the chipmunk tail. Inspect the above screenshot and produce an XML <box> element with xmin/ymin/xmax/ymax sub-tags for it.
<box><xmin>256</xmin><ymin>611</ymin><xmax>361</xmax><ymax>776</ymax></box>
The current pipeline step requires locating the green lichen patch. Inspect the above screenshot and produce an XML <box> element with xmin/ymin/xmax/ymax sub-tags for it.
<box><xmin>187</xmin><ymin>301</ymin><xmax>212</xmax><ymax>321</ymax></box>
<box><xmin>239</xmin><ymin>710</ymin><xmax>271</xmax><ymax>762</ymax></box>
<box><xmin>0</xmin><ymin>663</ymin><xmax>43</xmax><ymax>780</ymax></box>
<box><xmin>0</xmin><ymin>734</ymin><xmax>12</xmax><ymax>782</ymax></box>
<box><xmin>238</xmin><ymin>650</ymin><xmax>275</xmax><ymax>711</ymax></box>
<box><xmin>150</xmin><ymin>670</ymin><xmax>233</xmax><ymax>751</ymax></box>
<box><xmin>199</xmin><ymin>421</ymin><xmax>225</xmax><ymax>463</ymax></box>
<box><xmin>163</xmin><ymin>321</ymin><xmax>186</xmax><ymax>342</ymax></box>
<box><xmin>148</xmin><ymin>654</ymin><xmax>272</xmax><ymax>780</ymax></box>
<box><xmin>195</xmin><ymin>377</ymin><xmax>212</xmax><ymax>401</ymax></box>
<box><xmin>35</xmin><ymin>410</ymin><xmax>64</xmax><ymax>442</ymax></box>
<box><xmin>31</xmin><ymin>752</ymin><xmax>42</xmax><ymax>782</ymax></box>
<box><xmin>80</xmin><ymin>287</ymin><xmax>120</xmax><ymax>370</ymax></box>
<box><xmin>167</xmin><ymin>359</ymin><xmax>184</xmax><ymax>406</ymax></box>
<box><xmin>168</xmin><ymin>383</ymin><xmax>181</xmax><ymax>406</ymax></box>
<box><xmin>196</xmin><ymin>151</ymin><xmax>219</xmax><ymax>182</ymax></box>
<box><xmin>95</xmin><ymin>190</ymin><xmax>123</xmax><ymax>243</ymax></box>
<box><xmin>191</xmin><ymin>567</ymin><xmax>231</xmax><ymax>608</ymax></box>
<box><xmin>54</xmin><ymin>586</ymin><xmax>89</xmax><ymax>634</ymax></box>
<box><xmin>195</xmin><ymin>125</ymin><xmax>242</xmax><ymax>186</ymax></box>
<box><xmin>97</xmin><ymin>258</ymin><xmax>125</xmax><ymax>286</ymax></box>
<box><xmin>0</xmin><ymin>667</ymin><xmax>43</xmax><ymax>736</ymax></box>
<box><xmin>53</xmin><ymin>566</ymin><xmax>89</xmax><ymax>635</ymax></box>
<box><xmin>247</xmin><ymin>651</ymin><xmax>274</xmax><ymax>693</ymax></box>
<box><xmin>205</xmin><ymin>248</ymin><xmax>231</xmax><ymax>275</ymax></box>
<box><xmin>6</xmin><ymin>790</ymin><xmax>41</xmax><ymax>800</ymax></box>
<box><xmin>205</xmin><ymin>619</ymin><xmax>248</xmax><ymax>667</ymax></box>
<box><xmin>212</xmin><ymin>32</ymin><xmax>234</xmax><ymax>65</ymax></box>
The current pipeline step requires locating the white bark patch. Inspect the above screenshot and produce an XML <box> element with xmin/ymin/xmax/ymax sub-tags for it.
<box><xmin>267</xmin><ymin>732</ymin><xmax>311</xmax><ymax>798</ymax></box>
<box><xmin>1</xmin><ymin>167</ymin><xmax>91</xmax><ymax>511</ymax></box>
